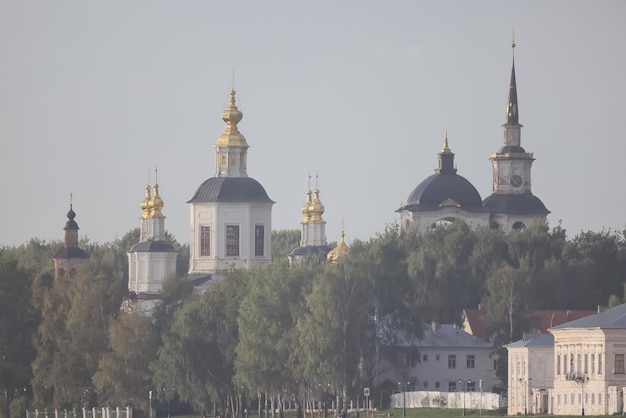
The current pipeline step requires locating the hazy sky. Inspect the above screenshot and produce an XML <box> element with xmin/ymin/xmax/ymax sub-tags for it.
<box><xmin>1</xmin><ymin>1</ymin><xmax>625</xmax><ymax>247</ymax></box>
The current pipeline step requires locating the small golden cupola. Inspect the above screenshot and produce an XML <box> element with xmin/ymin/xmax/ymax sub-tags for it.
<box><xmin>141</xmin><ymin>184</ymin><xmax>152</xmax><ymax>219</ymax></box>
<box><xmin>308</xmin><ymin>189</ymin><xmax>326</xmax><ymax>224</ymax></box>
<box><xmin>327</xmin><ymin>230</ymin><xmax>350</xmax><ymax>264</ymax></box>
<box><xmin>216</xmin><ymin>89</ymin><xmax>248</xmax><ymax>148</ymax></box>
<box><xmin>301</xmin><ymin>188</ymin><xmax>313</xmax><ymax>224</ymax></box>
<box><xmin>150</xmin><ymin>183</ymin><xmax>165</xmax><ymax>219</ymax></box>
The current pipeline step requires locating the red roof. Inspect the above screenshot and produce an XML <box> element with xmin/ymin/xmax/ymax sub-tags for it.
<box><xmin>462</xmin><ymin>307</ymin><xmax>597</xmax><ymax>341</ymax></box>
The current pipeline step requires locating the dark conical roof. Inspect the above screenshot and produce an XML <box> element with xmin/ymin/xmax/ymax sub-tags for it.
<box><xmin>188</xmin><ymin>177</ymin><xmax>274</xmax><ymax>204</ymax></box>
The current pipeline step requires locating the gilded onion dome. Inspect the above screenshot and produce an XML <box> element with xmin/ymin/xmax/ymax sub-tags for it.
<box><xmin>149</xmin><ymin>183</ymin><xmax>165</xmax><ymax>219</ymax></box>
<box><xmin>309</xmin><ymin>189</ymin><xmax>325</xmax><ymax>223</ymax></box>
<box><xmin>141</xmin><ymin>184</ymin><xmax>152</xmax><ymax>219</ymax></box>
<box><xmin>301</xmin><ymin>189</ymin><xmax>313</xmax><ymax>224</ymax></box>
<box><xmin>215</xmin><ymin>89</ymin><xmax>249</xmax><ymax>148</ymax></box>
<box><xmin>327</xmin><ymin>231</ymin><xmax>349</xmax><ymax>264</ymax></box>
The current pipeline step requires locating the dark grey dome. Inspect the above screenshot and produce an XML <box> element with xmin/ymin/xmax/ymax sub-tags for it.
<box><xmin>497</xmin><ymin>145</ymin><xmax>527</xmax><ymax>154</ymax></box>
<box><xmin>188</xmin><ymin>177</ymin><xmax>274</xmax><ymax>204</ymax></box>
<box><xmin>482</xmin><ymin>193</ymin><xmax>550</xmax><ymax>215</ymax></box>
<box><xmin>128</xmin><ymin>241</ymin><xmax>177</xmax><ymax>253</ymax></box>
<box><xmin>53</xmin><ymin>247</ymin><xmax>89</xmax><ymax>259</ymax></box>
<box><xmin>399</xmin><ymin>172</ymin><xmax>484</xmax><ymax>212</ymax></box>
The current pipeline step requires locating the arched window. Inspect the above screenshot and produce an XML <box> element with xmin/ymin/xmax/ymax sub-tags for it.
<box><xmin>512</xmin><ymin>221</ymin><xmax>526</xmax><ymax>230</ymax></box>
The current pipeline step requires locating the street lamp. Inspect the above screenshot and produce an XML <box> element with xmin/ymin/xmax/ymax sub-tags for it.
<box><xmin>575</xmin><ymin>375</ymin><xmax>589</xmax><ymax>416</ymax></box>
<box><xmin>397</xmin><ymin>381</ymin><xmax>410</xmax><ymax>417</ymax></box>
<box><xmin>518</xmin><ymin>378</ymin><xmax>528</xmax><ymax>416</ymax></box>
<box><xmin>457</xmin><ymin>380</ymin><xmax>470</xmax><ymax>416</ymax></box>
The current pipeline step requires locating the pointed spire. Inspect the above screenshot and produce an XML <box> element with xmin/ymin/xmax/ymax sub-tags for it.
<box><xmin>505</xmin><ymin>28</ymin><xmax>520</xmax><ymax>126</ymax></box>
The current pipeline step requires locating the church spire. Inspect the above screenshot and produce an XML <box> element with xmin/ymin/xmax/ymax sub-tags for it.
<box><xmin>505</xmin><ymin>29</ymin><xmax>520</xmax><ymax>127</ymax></box>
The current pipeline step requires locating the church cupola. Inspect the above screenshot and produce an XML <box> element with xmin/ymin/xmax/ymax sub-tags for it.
<box><xmin>300</xmin><ymin>174</ymin><xmax>327</xmax><ymax>247</ymax></box>
<box><xmin>215</xmin><ymin>89</ymin><xmax>249</xmax><ymax>178</ymax></box>
<box><xmin>53</xmin><ymin>196</ymin><xmax>89</xmax><ymax>279</ymax></box>
<box><xmin>139</xmin><ymin>168</ymin><xmax>166</xmax><ymax>241</ymax></box>
<box><xmin>437</xmin><ymin>132</ymin><xmax>457</xmax><ymax>175</ymax></box>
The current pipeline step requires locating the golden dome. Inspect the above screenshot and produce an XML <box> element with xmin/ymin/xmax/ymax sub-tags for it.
<box><xmin>309</xmin><ymin>189</ymin><xmax>325</xmax><ymax>223</ymax></box>
<box><xmin>215</xmin><ymin>89</ymin><xmax>249</xmax><ymax>149</ymax></box>
<box><xmin>327</xmin><ymin>231</ymin><xmax>349</xmax><ymax>264</ymax></box>
<box><xmin>301</xmin><ymin>189</ymin><xmax>312</xmax><ymax>224</ymax></box>
<box><xmin>150</xmin><ymin>183</ymin><xmax>165</xmax><ymax>219</ymax></box>
<box><xmin>140</xmin><ymin>185</ymin><xmax>151</xmax><ymax>219</ymax></box>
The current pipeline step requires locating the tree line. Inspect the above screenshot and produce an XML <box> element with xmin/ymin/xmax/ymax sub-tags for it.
<box><xmin>1</xmin><ymin>220</ymin><xmax>626</xmax><ymax>418</ymax></box>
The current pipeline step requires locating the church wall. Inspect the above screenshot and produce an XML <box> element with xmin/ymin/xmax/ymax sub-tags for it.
<box><xmin>189</xmin><ymin>201</ymin><xmax>272</xmax><ymax>274</ymax></box>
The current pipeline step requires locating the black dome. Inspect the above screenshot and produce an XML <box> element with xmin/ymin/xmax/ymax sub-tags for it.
<box><xmin>188</xmin><ymin>177</ymin><xmax>274</xmax><ymax>204</ymax></box>
<box><xmin>400</xmin><ymin>172</ymin><xmax>484</xmax><ymax>212</ymax></box>
<box><xmin>482</xmin><ymin>193</ymin><xmax>550</xmax><ymax>215</ymax></box>
<box><xmin>496</xmin><ymin>145</ymin><xmax>527</xmax><ymax>154</ymax></box>
<box><xmin>128</xmin><ymin>241</ymin><xmax>177</xmax><ymax>253</ymax></box>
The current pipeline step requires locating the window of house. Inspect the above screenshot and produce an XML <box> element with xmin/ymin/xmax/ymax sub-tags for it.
<box><xmin>570</xmin><ymin>353</ymin><xmax>574</xmax><ymax>373</ymax></box>
<box><xmin>599</xmin><ymin>394</ymin><xmax>602</xmax><ymax>404</ymax></box>
<box><xmin>557</xmin><ymin>394</ymin><xmax>561</xmax><ymax>405</ymax></box>
<box><xmin>423</xmin><ymin>354</ymin><xmax>428</xmax><ymax>362</ymax></box>
<box><xmin>200</xmin><ymin>226</ymin><xmax>210</xmax><ymax>256</ymax></box>
<box><xmin>226</xmin><ymin>225</ymin><xmax>240</xmax><ymax>256</ymax></box>
<box><xmin>448</xmin><ymin>355</ymin><xmax>456</xmax><ymax>369</ymax></box>
<box><xmin>585</xmin><ymin>353</ymin><xmax>588</xmax><ymax>374</ymax></box>
<box><xmin>591</xmin><ymin>393</ymin><xmax>595</xmax><ymax>404</ymax></box>
<box><xmin>467</xmin><ymin>381</ymin><xmax>475</xmax><ymax>392</ymax></box>
<box><xmin>435</xmin><ymin>382</ymin><xmax>440</xmax><ymax>389</ymax></box>
<box><xmin>564</xmin><ymin>394</ymin><xmax>567</xmax><ymax>405</ymax></box>
<box><xmin>615</xmin><ymin>354</ymin><xmax>625</xmax><ymax>374</ymax></box>
<box><xmin>563</xmin><ymin>354</ymin><xmax>567</xmax><ymax>374</ymax></box>
<box><xmin>557</xmin><ymin>354</ymin><xmax>561</xmax><ymax>375</ymax></box>
<box><xmin>436</xmin><ymin>354</ymin><xmax>440</xmax><ymax>361</ymax></box>
<box><xmin>577</xmin><ymin>354</ymin><xmax>582</xmax><ymax>372</ymax></box>
<box><xmin>467</xmin><ymin>354</ymin><xmax>475</xmax><ymax>368</ymax></box>
<box><xmin>592</xmin><ymin>354</ymin><xmax>595</xmax><ymax>373</ymax></box>
<box><xmin>423</xmin><ymin>381</ymin><xmax>428</xmax><ymax>389</ymax></box>
<box><xmin>599</xmin><ymin>354</ymin><xmax>602</xmax><ymax>374</ymax></box>
<box><xmin>448</xmin><ymin>382</ymin><xmax>456</xmax><ymax>392</ymax></box>
<box><xmin>571</xmin><ymin>394</ymin><xmax>574</xmax><ymax>405</ymax></box>
<box><xmin>255</xmin><ymin>225</ymin><xmax>264</xmax><ymax>256</ymax></box>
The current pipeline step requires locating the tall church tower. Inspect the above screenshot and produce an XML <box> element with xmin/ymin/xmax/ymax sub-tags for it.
<box><xmin>127</xmin><ymin>172</ymin><xmax>178</xmax><ymax>311</ymax></box>
<box><xmin>288</xmin><ymin>175</ymin><xmax>331</xmax><ymax>265</ymax></box>
<box><xmin>188</xmin><ymin>88</ymin><xmax>273</xmax><ymax>277</ymax></box>
<box><xmin>53</xmin><ymin>200</ymin><xmax>89</xmax><ymax>279</ymax></box>
<box><xmin>482</xmin><ymin>39</ymin><xmax>549</xmax><ymax>231</ymax></box>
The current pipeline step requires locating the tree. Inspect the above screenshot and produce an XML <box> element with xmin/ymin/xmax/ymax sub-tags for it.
<box><xmin>0</xmin><ymin>255</ymin><xmax>36</xmax><ymax>418</ymax></box>
<box><xmin>297</xmin><ymin>258</ymin><xmax>373</xmax><ymax>409</ymax></box>
<box><xmin>271</xmin><ymin>230</ymin><xmax>301</xmax><ymax>261</ymax></box>
<box><xmin>235</xmin><ymin>260</ymin><xmax>315</xmax><ymax>415</ymax></box>
<box><xmin>151</xmin><ymin>270</ymin><xmax>250</xmax><ymax>417</ymax></box>
<box><xmin>93</xmin><ymin>309</ymin><xmax>157</xmax><ymax>411</ymax></box>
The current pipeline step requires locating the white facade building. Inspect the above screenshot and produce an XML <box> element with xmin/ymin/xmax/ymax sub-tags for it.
<box><xmin>377</xmin><ymin>323</ymin><xmax>499</xmax><ymax>395</ymax></box>
<box><xmin>506</xmin><ymin>304</ymin><xmax>626</xmax><ymax>416</ymax></box>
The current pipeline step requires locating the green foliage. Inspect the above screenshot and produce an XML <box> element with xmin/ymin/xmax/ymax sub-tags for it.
<box><xmin>271</xmin><ymin>229</ymin><xmax>301</xmax><ymax>260</ymax></box>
